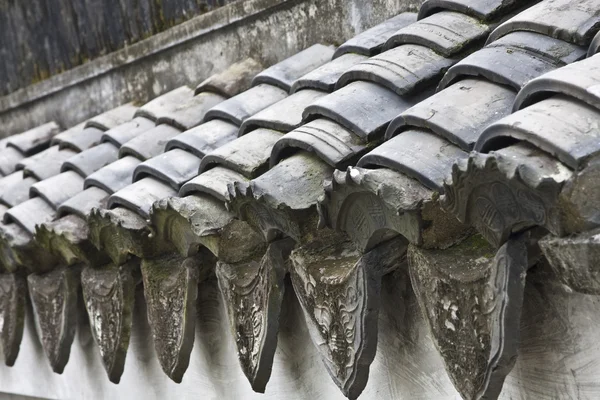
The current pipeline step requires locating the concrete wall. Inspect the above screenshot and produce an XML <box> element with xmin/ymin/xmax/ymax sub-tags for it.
<box><xmin>0</xmin><ymin>0</ymin><xmax>422</xmax><ymax>137</ymax></box>
<box><xmin>0</xmin><ymin>0</ymin><xmax>237</xmax><ymax>96</ymax></box>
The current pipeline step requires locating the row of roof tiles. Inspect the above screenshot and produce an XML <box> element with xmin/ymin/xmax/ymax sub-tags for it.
<box><xmin>0</xmin><ymin>0</ymin><xmax>598</xmax><ymax>399</ymax></box>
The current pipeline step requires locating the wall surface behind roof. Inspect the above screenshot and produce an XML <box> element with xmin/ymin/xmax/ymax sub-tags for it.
<box><xmin>0</xmin><ymin>0</ymin><xmax>238</xmax><ymax>96</ymax></box>
<box><xmin>0</xmin><ymin>269</ymin><xmax>599</xmax><ymax>399</ymax></box>
<box><xmin>0</xmin><ymin>0</ymin><xmax>422</xmax><ymax>136</ymax></box>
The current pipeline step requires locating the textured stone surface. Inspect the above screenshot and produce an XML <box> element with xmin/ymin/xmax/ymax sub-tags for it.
<box><xmin>2</xmin><ymin>1</ymin><xmax>599</xmax><ymax>399</ymax></box>
<box><xmin>88</xmin><ymin>207</ymin><xmax>154</xmax><ymax>265</ymax></box>
<box><xmin>36</xmin><ymin>213</ymin><xmax>106</xmax><ymax>267</ymax></box>
<box><xmin>229</xmin><ymin>153</ymin><xmax>333</xmax><ymax>243</ymax></box>
<box><xmin>540</xmin><ymin>229</ymin><xmax>600</xmax><ymax>295</ymax></box>
<box><xmin>0</xmin><ymin>0</ymin><xmax>238</xmax><ymax>96</ymax></box>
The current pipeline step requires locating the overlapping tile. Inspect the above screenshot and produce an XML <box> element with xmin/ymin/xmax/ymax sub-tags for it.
<box><xmin>0</xmin><ymin>2</ymin><xmax>598</xmax><ymax>398</ymax></box>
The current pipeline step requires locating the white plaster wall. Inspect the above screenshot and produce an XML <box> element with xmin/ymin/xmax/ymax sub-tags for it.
<box><xmin>0</xmin><ymin>265</ymin><xmax>598</xmax><ymax>399</ymax></box>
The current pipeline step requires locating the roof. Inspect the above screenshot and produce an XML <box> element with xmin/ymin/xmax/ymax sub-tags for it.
<box><xmin>0</xmin><ymin>0</ymin><xmax>599</xmax><ymax>399</ymax></box>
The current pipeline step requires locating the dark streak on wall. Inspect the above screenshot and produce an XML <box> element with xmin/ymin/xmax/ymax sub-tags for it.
<box><xmin>0</xmin><ymin>0</ymin><xmax>233</xmax><ymax>96</ymax></box>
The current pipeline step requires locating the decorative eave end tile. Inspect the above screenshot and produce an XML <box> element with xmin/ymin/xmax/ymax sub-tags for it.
<box><xmin>141</xmin><ymin>252</ymin><xmax>213</xmax><ymax>382</ymax></box>
<box><xmin>408</xmin><ymin>234</ymin><xmax>528</xmax><ymax>400</ymax></box>
<box><xmin>289</xmin><ymin>236</ymin><xmax>406</xmax><ymax>400</ymax></box>
<box><xmin>28</xmin><ymin>265</ymin><xmax>81</xmax><ymax>374</ymax></box>
<box><xmin>81</xmin><ymin>261</ymin><xmax>138</xmax><ymax>383</ymax></box>
<box><xmin>442</xmin><ymin>143</ymin><xmax>574</xmax><ymax>247</ymax></box>
<box><xmin>216</xmin><ymin>238</ymin><xmax>294</xmax><ymax>392</ymax></box>
<box><xmin>0</xmin><ymin>273</ymin><xmax>26</xmax><ymax>366</ymax></box>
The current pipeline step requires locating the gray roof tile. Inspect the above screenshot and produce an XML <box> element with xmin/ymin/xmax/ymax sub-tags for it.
<box><xmin>336</xmin><ymin>44</ymin><xmax>456</xmax><ymax>95</ymax></box>
<box><xmin>58</xmin><ymin>186</ymin><xmax>109</xmax><ymax>219</ymax></box>
<box><xmin>134</xmin><ymin>149</ymin><xmax>202</xmax><ymax>190</ymax></box>
<box><xmin>384</xmin><ymin>11</ymin><xmax>491</xmax><ymax>55</ymax></box>
<box><xmin>333</xmin><ymin>13</ymin><xmax>417</xmax><ymax>58</ymax></box>
<box><xmin>476</xmin><ymin>95</ymin><xmax>600</xmax><ymax>169</ymax></box>
<box><xmin>119</xmin><ymin>124</ymin><xmax>182</xmax><ymax>160</ymax></box>
<box><xmin>418</xmin><ymin>0</ymin><xmax>524</xmax><ymax>21</ymax></box>
<box><xmin>30</xmin><ymin>171</ymin><xmax>84</xmax><ymax>209</ymax></box>
<box><xmin>100</xmin><ymin>117</ymin><xmax>155</xmax><ymax>147</ymax></box>
<box><xmin>270</xmin><ymin>118</ymin><xmax>366</xmax><ymax>168</ymax></box>
<box><xmin>108</xmin><ymin>177</ymin><xmax>176</xmax><ymax>218</ymax></box>
<box><xmin>303</xmin><ymin>81</ymin><xmax>417</xmax><ymax>140</ymax></box>
<box><xmin>238</xmin><ymin>89</ymin><xmax>327</xmax><ymax>136</ymax></box>
<box><xmin>252</xmin><ymin>44</ymin><xmax>336</xmax><ymax>91</ymax></box>
<box><xmin>203</xmin><ymin>84</ymin><xmax>288</xmax><ymax>126</ymax></box>
<box><xmin>165</xmin><ymin>120</ymin><xmax>239</xmax><ymax>158</ymax></box>
<box><xmin>487</xmin><ymin>0</ymin><xmax>600</xmax><ymax>46</ymax></box>
<box><xmin>387</xmin><ymin>78</ymin><xmax>516</xmax><ymax>150</ymax></box>
<box><xmin>6</xmin><ymin>121</ymin><xmax>61</xmax><ymax>156</ymax></box>
<box><xmin>514</xmin><ymin>53</ymin><xmax>600</xmax><ymax>110</ymax></box>
<box><xmin>134</xmin><ymin>87</ymin><xmax>194</xmax><ymax>122</ymax></box>
<box><xmin>438</xmin><ymin>32</ymin><xmax>586</xmax><ymax>90</ymax></box>
<box><xmin>84</xmin><ymin>156</ymin><xmax>141</xmax><ymax>194</ymax></box>
<box><xmin>61</xmin><ymin>142</ymin><xmax>119</xmax><ymax>178</ymax></box>
<box><xmin>291</xmin><ymin>53</ymin><xmax>368</xmax><ymax>94</ymax></box>
<box><xmin>199</xmin><ymin>128</ymin><xmax>284</xmax><ymax>179</ymax></box>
